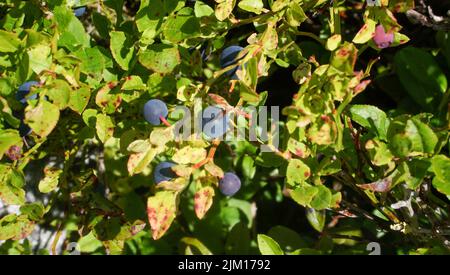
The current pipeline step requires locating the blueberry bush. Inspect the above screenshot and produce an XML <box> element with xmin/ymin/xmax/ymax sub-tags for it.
<box><xmin>0</xmin><ymin>0</ymin><xmax>450</xmax><ymax>255</ymax></box>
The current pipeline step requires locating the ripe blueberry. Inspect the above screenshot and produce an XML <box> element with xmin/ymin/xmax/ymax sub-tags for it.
<box><xmin>143</xmin><ymin>99</ymin><xmax>169</xmax><ymax>126</ymax></box>
<box><xmin>16</xmin><ymin>81</ymin><xmax>39</xmax><ymax>105</ymax></box>
<box><xmin>220</xmin><ymin>45</ymin><xmax>244</xmax><ymax>79</ymax></box>
<box><xmin>219</xmin><ymin>172</ymin><xmax>241</xmax><ymax>196</ymax></box>
<box><xmin>202</xmin><ymin>106</ymin><xmax>229</xmax><ymax>139</ymax></box>
<box><xmin>154</xmin><ymin>161</ymin><xmax>177</xmax><ymax>184</ymax></box>
<box><xmin>74</xmin><ymin>6</ymin><xmax>86</xmax><ymax>17</ymax></box>
<box><xmin>373</xmin><ymin>25</ymin><xmax>394</xmax><ymax>49</ymax></box>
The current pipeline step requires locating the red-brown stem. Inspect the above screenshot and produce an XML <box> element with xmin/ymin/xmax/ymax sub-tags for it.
<box><xmin>160</xmin><ymin>116</ymin><xmax>171</xmax><ymax>127</ymax></box>
<box><xmin>193</xmin><ymin>139</ymin><xmax>221</xmax><ymax>169</ymax></box>
<box><xmin>229</xmin><ymin>80</ymin><xmax>237</xmax><ymax>93</ymax></box>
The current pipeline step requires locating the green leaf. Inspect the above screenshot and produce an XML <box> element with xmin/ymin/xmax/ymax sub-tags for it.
<box><xmin>388</xmin><ymin>116</ymin><xmax>438</xmax><ymax>157</ymax></box>
<box><xmin>136</xmin><ymin>0</ymin><xmax>164</xmax><ymax>33</ymax></box>
<box><xmin>78</xmin><ymin>231</ymin><xmax>103</xmax><ymax>253</ymax></box>
<box><xmin>349</xmin><ymin>104</ymin><xmax>390</xmax><ymax>140</ymax></box>
<box><xmin>82</xmin><ymin>108</ymin><xmax>98</xmax><ymax>128</ymax></box>
<box><xmin>286</xmin><ymin>159</ymin><xmax>311</xmax><ymax>185</ymax></box>
<box><xmin>309</xmin><ymin>185</ymin><xmax>332</xmax><ymax>210</ymax></box>
<box><xmin>45</xmin><ymin>79</ymin><xmax>71</xmax><ymax>110</ymax></box>
<box><xmin>257</xmin><ymin>234</ymin><xmax>284</xmax><ymax>255</ymax></box>
<box><xmin>432</xmin><ymin>177</ymin><xmax>450</xmax><ymax>196</ymax></box>
<box><xmin>181</xmin><ymin>237</ymin><xmax>213</xmax><ymax>255</ymax></box>
<box><xmin>127</xmin><ymin>139</ymin><xmax>151</xmax><ymax>153</ymax></box>
<box><xmin>432</xmin><ymin>155</ymin><xmax>450</xmax><ymax>195</ymax></box>
<box><xmin>54</xmin><ymin>6</ymin><xmax>89</xmax><ymax>51</ymax></box>
<box><xmin>27</xmin><ymin>44</ymin><xmax>52</xmax><ymax>75</ymax></box>
<box><xmin>365</xmin><ymin>139</ymin><xmax>393</xmax><ymax>166</ymax></box>
<box><xmin>194</xmin><ymin>1</ymin><xmax>214</xmax><ymax>17</ymax></box>
<box><xmin>285</xmin><ymin>2</ymin><xmax>307</xmax><ymax>27</ymax></box>
<box><xmin>68</xmin><ymin>87</ymin><xmax>91</xmax><ymax>114</ymax></box>
<box><xmin>353</xmin><ymin>19</ymin><xmax>376</xmax><ymax>44</ymax></box>
<box><xmin>238</xmin><ymin>0</ymin><xmax>264</xmax><ymax>14</ymax></box>
<box><xmin>122</xmin><ymin>75</ymin><xmax>146</xmax><ymax>90</ymax></box>
<box><xmin>110</xmin><ymin>31</ymin><xmax>136</xmax><ymax>70</ymax></box>
<box><xmin>268</xmin><ymin>225</ymin><xmax>309</xmax><ymax>253</ymax></box>
<box><xmin>0</xmin><ymin>214</ymin><xmax>35</xmax><ymax>241</ymax></box>
<box><xmin>397</xmin><ymin>159</ymin><xmax>430</xmax><ymax>190</ymax></box>
<box><xmin>215</xmin><ymin>0</ymin><xmax>235</xmax><ymax>21</ymax></box>
<box><xmin>173</xmin><ymin>146</ymin><xmax>207</xmax><ymax>164</ymax></box>
<box><xmin>20</xmin><ymin>203</ymin><xmax>45</xmax><ymax>221</ymax></box>
<box><xmin>394</xmin><ymin>47</ymin><xmax>447</xmax><ymax>112</ymax></box>
<box><xmin>0</xmin><ymin>165</ymin><xmax>25</xmax><ymax>206</ymax></box>
<box><xmin>162</xmin><ymin>8</ymin><xmax>200</xmax><ymax>43</ymax></box>
<box><xmin>306</xmin><ymin>208</ymin><xmax>326</xmax><ymax>232</ymax></box>
<box><xmin>38</xmin><ymin>167</ymin><xmax>63</xmax><ymax>193</ymax></box>
<box><xmin>25</xmin><ymin>101</ymin><xmax>60</xmax><ymax>138</ymax></box>
<box><xmin>290</xmin><ymin>185</ymin><xmax>318</xmax><ymax>207</ymax></box>
<box><xmin>74</xmin><ymin>47</ymin><xmax>105</xmax><ymax>74</ymax></box>
<box><xmin>0</xmin><ymin>30</ymin><xmax>21</xmax><ymax>52</ymax></box>
<box><xmin>95</xmin><ymin>113</ymin><xmax>114</xmax><ymax>143</ymax></box>
<box><xmin>138</xmin><ymin>44</ymin><xmax>181</xmax><ymax>74</ymax></box>
<box><xmin>326</xmin><ymin>34</ymin><xmax>342</xmax><ymax>51</ymax></box>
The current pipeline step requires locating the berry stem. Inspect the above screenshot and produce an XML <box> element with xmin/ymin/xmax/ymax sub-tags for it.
<box><xmin>160</xmin><ymin>116</ymin><xmax>171</xmax><ymax>127</ymax></box>
<box><xmin>193</xmin><ymin>139</ymin><xmax>221</xmax><ymax>169</ymax></box>
<box><xmin>228</xmin><ymin>80</ymin><xmax>237</xmax><ymax>93</ymax></box>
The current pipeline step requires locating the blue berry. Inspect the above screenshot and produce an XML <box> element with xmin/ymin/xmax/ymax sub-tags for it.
<box><xmin>219</xmin><ymin>172</ymin><xmax>241</xmax><ymax>196</ymax></box>
<box><xmin>143</xmin><ymin>99</ymin><xmax>169</xmax><ymax>126</ymax></box>
<box><xmin>74</xmin><ymin>7</ymin><xmax>86</xmax><ymax>17</ymax></box>
<box><xmin>220</xmin><ymin>45</ymin><xmax>244</xmax><ymax>79</ymax></box>
<box><xmin>154</xmin><ymin>161</ymin><xmax>177</xmax><ymax>184</ymax></box>
<box><xmin>16</xmin><ymin>81</ymin><xmax>39</xmax><ymax>105</ymax></box>
<box><xmin>202</xmin><ymin>106</ymin><xmax>229</xmax><ymax>139</ymax></box>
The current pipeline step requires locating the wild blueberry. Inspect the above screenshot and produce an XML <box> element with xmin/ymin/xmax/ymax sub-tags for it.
<box><xmin>202</xmin><ymin>106</ymin><xmax>229</xmax><ymax>139</ymax></box>
<box><xmin>74</xmin><ymin>6</ymin><xmax>86</xmax><ymax>17</ymax></box>
<box><xmin>220</xmin><ymin>45</ymin><xmax>244</xmax><ymax>79</ymax></box>
<box><xmin>16</xmin><ymin>81</ymin><xmax>39</xmax><ymax>105</ymax></box>
<box><xmin>143</xmin><ymin>99</ymin><xmax>169</xmax><ymax>126</ymax></box>
<box><xmin>219</xmin><ymin>172</ymin><xmax>241</xmax><ymax>196</ymax></box>
<box><xmin>154</xmin><ymin>161</ymin><xmax>177</xmax><ymax>184</ymax></box>
<box><xmin>373</xmin><ymin>25</ymin><xmax>394</xmax><ymax>49</ymax></box>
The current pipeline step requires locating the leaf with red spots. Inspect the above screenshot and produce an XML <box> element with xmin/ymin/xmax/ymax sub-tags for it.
<box><xmin>155</xmin><ymin>177</ymin><xmax>189</xmax><ymax>192</ymax></box>
<box><xmin>0</xmin><ymin>214</ymin><xmax>35</xmax><ymax>241</ymax></box>
<box><xmin>388</xmin><ymin>0</ymin><xmax>414</xmax><ymax>13</ymax></box>
<box><xmin>0</xmin><ymin>164</ymin><xmax>26</xmax><ymax>205</ymax></box>
<box><xmin>95</xmin><ymin>82</ymin><xmax>121</xmax><ymax>114</ymax></box>
<box><xmin>147</xmin><ymin>191</ymin><xmax>178</xmax><ymax>240</ymax></box>
<box><xmin>353</xmin><ymin>19</ymin><xmax>376</xmax><ymax>44</ymax></box>
<box><xmin>330</xmin><ymin>42</ymin><xmax>358</xmax><ymax>74</ymax></box>
<box><xmin>127</xmin><ymin>146</ymin><xmax>157</xmax><ymax>175</ymax></box>
<box><xmin>24</xmin><ymin>101</ymin><xmax>60</xmax><ymax>138</ymax></box>
<box><xmin>95</xmin><ymin>113</ymin><xmax>114</xmax><ymax>144</ymax></box>
<box><xmin>286</xmin><ymin>159</ymin><xmax>311</xmax><ymax>185</ymax></box>
<box><xmin>194</xmin><ymin>186</ymin><xmax>215</xmax><ymax>220</ymax></box>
